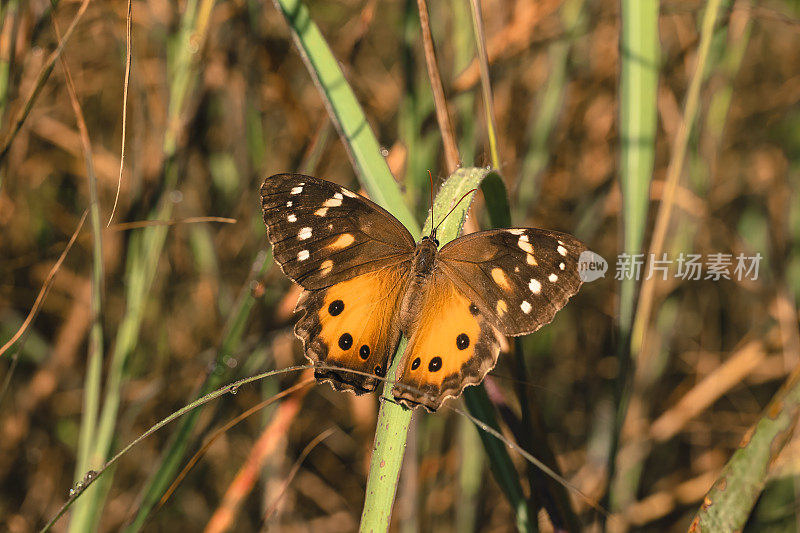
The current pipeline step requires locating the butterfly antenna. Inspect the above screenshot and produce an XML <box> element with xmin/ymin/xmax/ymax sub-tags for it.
<box><xmin>433</xmin><ymin>188</ymin><xmax>479</xmax><ymax>235</ymax></box>
<box><xmin>427</xmin><ymin>170</ymin><xmax>435</xmax><ymax>238</ymax></box>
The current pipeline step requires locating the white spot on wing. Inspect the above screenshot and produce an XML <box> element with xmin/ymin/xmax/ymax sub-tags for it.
<box><xmin>342</xmin><ymin>188</ymin><xmax>358</xmax><ymax>198</ymax></box>
<box><xmin>314</xmin><ymin>207</ymin><xmax>328</xmax><ymax>216</ymax></box>
<box><xmin>557</xmin><ymin>245</ymin><xmax>567</xmax><ymax>256</ymax></box>
<box><xmin>508</xmin><ymin>229</ymin><xmax>525</xmax><ymax>235</ymax></box>
<box><xmin>298</xmin><ymin>227</ymin><xmax>312</xmax><ymax>240</ymax></box>
<box><xmin>290</xmin><ymin>186</ymin><xmax>303</xmax><ymax>195</ymax></box>
<box><xmin>286</xmin><ymin>201</ymin><xmax>292</xmax><ymax>207</ymax></box>
<box><xmin>287</xmin><ymin>214</ymin><xmax>297</xmax><ymax>223</ymax></box>
<box><xmin>520</xmin><ymin>301</ymin><xmax>532</xmax><ymax>314</ymax></box>
<box><xmin>297</xmin><ymin>250</ymin><xmax>310</xmax><ymax>261</ymax></box>
<box><xmin>324</xmin><ymin>197</ymin><xmax>343</xmax><ymax>207</ymax></box>
<box><xmin>559</xmin><ymin>262</ymin><xmax>565</xmax><ymax>270</ymax></box>
<box><xmin>549</xmin><ymin>273</ymin><xmax>558</xmax><ymax>282</ymax></box>
<box><xmin>529</xmin><ymin>279</ymin><xmax>541</xmax><ymax>294</ymax></box>
<box><xmin>333</xmin><ymin>192</ymin><xmax>343</xmax><ymax>200</ymax></box>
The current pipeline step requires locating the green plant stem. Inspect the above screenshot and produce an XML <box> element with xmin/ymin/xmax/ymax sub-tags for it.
<box><xmin>361</xmin><ymin>167</ymin><xmax>493</xmax><ymax>530</ymax></box>
<box><xmin>360</xmin><ymin>338</ymin><xmax>413</xmax><ymax>532</ymax></box>
<box><xmin>692</xmin><ymin>364</ymin><xmax>800</xmax><ymax>530</ymax></box>
<box><xmin>609</xmin><ymin>0</ymin><xmax>659</xmax><ymax>513</ymax></box>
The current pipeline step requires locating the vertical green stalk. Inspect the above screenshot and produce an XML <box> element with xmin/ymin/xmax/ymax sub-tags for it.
<box><xmin>610</xmin><ymin>0</ymin><xmax>658</xmax><ymax>511</ymax></box>
<box><xmin>361</xmin><ymin>338</ymin><xmax>413</xmax><ymax>532</ymax></box>
<box><xmin>67</xmin><ymin>85</ymin><xmax>107</xmax><ymax>533</ymax></box>
<box><xmin>361</xmin><ymin>167</ymin><xmax>492</xmax><ymax>531</ymax></box>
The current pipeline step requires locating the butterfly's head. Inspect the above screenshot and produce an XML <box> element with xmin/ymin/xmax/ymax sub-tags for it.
<box><xmin>414</xmin><ymin>235</ymin><xmax>439</xmax><ymax>277</ymax></box>
<box><xmin>421</xmin><ymin>234</ymin><xmax>440</xmax><ymax>247</ymax></box>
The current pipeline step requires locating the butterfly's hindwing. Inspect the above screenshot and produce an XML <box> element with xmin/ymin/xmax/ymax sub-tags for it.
<box><xmin>438</xmin><ymin>229</ymin><xmax>586</xmax><ymax>336</ymax></box>
<box><xmin>295</xmin><ymin>266</ymin><xmax>408</xmax><ymax>394</ymax></box>
<box><xmin>392</xmin><ymin>270</ymin><xmax>501</xmax><ymax>411</ymax></box>
<box><xmin>261</xmin><ymin>174</ymin><xmax>416</xmax><ymax>289</ymax></box>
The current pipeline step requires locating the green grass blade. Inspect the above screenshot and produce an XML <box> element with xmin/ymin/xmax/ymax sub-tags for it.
<box><xmin>273</xmin><ymin>0</ymin><xmax>419</xmax><ymax>236</ymax></box>
<box><xmin>361</xmin><ymin>167</ymin><xmax>491</xmax><ymax>531</ymax></box>
<box><xmin>463</xmin><ymin>385</ymin><xmax>533</xmax><ymax>532</ymax></box>
<box><xmin>691</xmin><ymin>368</ymin><xmax>800</xmax><ymax>531</ymax></box>
<box><xmin>609</xmin><ymin>0</ymin><xmax>659</xmax><ymax>511</ymax></box>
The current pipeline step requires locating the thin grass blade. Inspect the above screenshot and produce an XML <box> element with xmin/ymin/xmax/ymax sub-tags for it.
<box><xmin>273</xmin><ymin>0</ymin><xmax>419</xmax><ymax>235</ymax></box>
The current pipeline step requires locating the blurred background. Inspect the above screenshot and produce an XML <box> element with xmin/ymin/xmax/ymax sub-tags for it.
<box><xmin>1</xmin><ymin>0</ymin><xmax>799</xmax><ymax>531</ymax></box>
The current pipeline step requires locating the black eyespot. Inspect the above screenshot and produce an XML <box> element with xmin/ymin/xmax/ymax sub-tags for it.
<box><xmin>456</xmin><ymin>333</ymin><xmax>470</xmax><ymax>350</ymax></box>
<box><xmin>374</xmin><ymin>365</ymin><xmax>385</xmax><ymax>377</ymax></box>
<box><xmin>359</xmin><ymin>345</ymin><xmax>370</xmax><ymax>360</ymax></box>
<box><xmin>328</xmin><ymin>300</ymin><xmax>344</xmax><ymax>316</ymax></box>
<box><xmin>469</xmin><ymin>303</ymin><xmax>479</xmax><ymax>315</ymax></box>
<box><xmin>338</xmin><ymin>333</ymin><xmax>353</xmax><ymax>350</ymax></box>
<box><xmin>428</xmin><ymin>356</ymin><xmax>442</xmax><ymax>372</ymax></box>
<box><xmin>411</xmin><ymin>357</ymin><xmax>421</xmax><ymax>370</ymax></box>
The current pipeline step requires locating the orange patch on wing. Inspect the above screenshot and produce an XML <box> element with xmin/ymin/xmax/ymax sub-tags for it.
<box><xmin>329</xmin><ymin>233</ymin><xmax>355</xmax><ymax>250</ymax></box>
<box><xmin>397</xmin><ymin>279</ymin><xmax>483</xmax><ymax>390</ymax></box>
<box><xmin>491</xmin><ymin>267</ymin><xmax>512</xmax><ymax>291</ymax></box>
<box><xmin>318</xmin><ymin>268</ymin><xmax>405</xmax><ymax>374</ymax></box>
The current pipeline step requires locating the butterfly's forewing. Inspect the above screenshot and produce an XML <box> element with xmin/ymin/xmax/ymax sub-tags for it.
<box><xmin>437</xmin><ymin>229</ymin><xmax>586</xmax><ymax>336</ymax></box>
<box><xmin>392</xmin><ymin>270</ymin><xmax>501</xmax><ymax>411</ymax></box>
<box><xmin>260</xmin><ymin>173</ymin><xmax>416</xmax><ymax>290</ymax></box>
<box><xmin>261</xmin><ymin>173</ymin><xmax>416</xmax><ymax>394</ymax></box>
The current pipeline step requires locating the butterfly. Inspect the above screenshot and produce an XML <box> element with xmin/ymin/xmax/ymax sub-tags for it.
<box><xmin>260</xmin><ymin>173</ymin><xmax>586</xmax><ymax>411</ymax></box>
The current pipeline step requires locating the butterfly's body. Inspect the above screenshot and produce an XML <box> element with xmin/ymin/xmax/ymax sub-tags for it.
<box><xmin>398</xmin><ymin>236</ymin><xmax>438</xmax><ymax>329</ymax></box>
<box><xmin>261</xmin><ymin>173</ymin><xmax>586</xmax><ymax>411</ymax></box>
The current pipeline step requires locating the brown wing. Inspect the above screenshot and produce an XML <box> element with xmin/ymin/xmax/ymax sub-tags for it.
<box><xmin>391</xmin><ymin>269</ymin><xmax>501</xmax><ymax>411</ymax></box>
<box><xmin>437</xmin><ymin>228</ymin><xmax>586</xmax><ymax>336</ymax></box>
<box><xmin>260</xmin><ymin>173</ymin><xmax>416</xmax><ymax>290</ymax></box>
